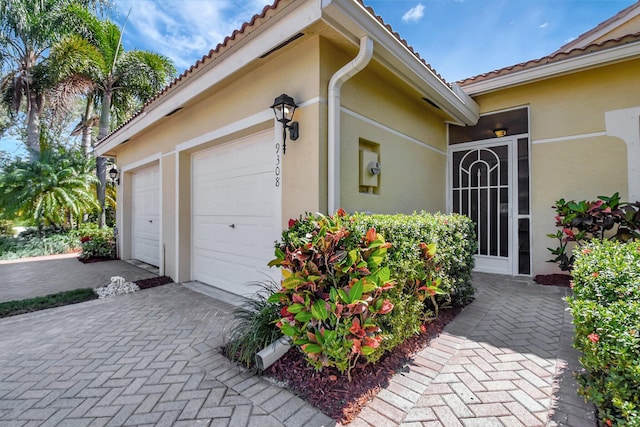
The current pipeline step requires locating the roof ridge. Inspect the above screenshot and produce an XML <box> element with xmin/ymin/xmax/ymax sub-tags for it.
<box><xmin>554</xmin><ymin>0</ymin><xmax>640</xmax><ymax>53</ymax></box>
<box><xmin>458</xmin><ymin>30</ymin><xmax>640</xmax><ymax>86</ymax></box>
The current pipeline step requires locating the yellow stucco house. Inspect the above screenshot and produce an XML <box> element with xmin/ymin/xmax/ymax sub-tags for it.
<box><xmin>96</xmin><ymin>0</ymin><xmax>640</xmax><ymax>295</ymax></box>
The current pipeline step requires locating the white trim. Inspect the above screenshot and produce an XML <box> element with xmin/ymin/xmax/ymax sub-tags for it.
<box><xmin>176</xmin><ymin>110</ymin><xmax>272</xmax><ymax>153</ymax></box>
<box><xmin>158</xmin><ymin>156</ymin><xmax>164</xmax><ymax>276</ymax></box>
<box><xmin>342</xmin><ymin>107</ymin><xmax>447</xmax><ymax>156</ymax></box>
<box><xmin>462</xmin><ymin>42</ymin><xmax>640</xmax><ymax>96</ymax></box>
<box><xmin>95</xmin><ymin>0</ymin><xmax>320</xmax><ymax>155</ymax></box>
<box><xmin>605</xmin><ymin>105</ymin><xmax>640</xmax><ymax>201</ymax></box>
<box><xmin>558</xmin><ymin>5</ymin><xmax>640</xmax><ymax>53</ymax></box>
<box><xmin>121</xmin><ymin>152</ymin><xmax>162</xmax><ymax>173</ymax></box>
<box><xmin>162</xmin><ymin>150</ymin><xmax>175</xmax><ymax>157</ymax></box>
<box><xmin>174</xmin><ymin>152</ymin><xmax>181</xmax><ymax>283</ymax></box>
<box><xmin>322</xmin><ymin>0</ymin><xmax>479</xmax><ymax>126</ymax></box>
<box><xmin>532</xmin><ymin>131</ymin><xmax>606</xmax><ymax>145</ymax></box>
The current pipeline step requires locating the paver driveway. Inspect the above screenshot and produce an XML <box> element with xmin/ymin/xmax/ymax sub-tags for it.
<box><xmin>0</xmin><ymin>284</ymin><xmax>332</xmax><ymax>426</ymax></box>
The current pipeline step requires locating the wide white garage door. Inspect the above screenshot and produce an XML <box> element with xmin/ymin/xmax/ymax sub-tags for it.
<box><xmin>192</xmin><ymin>130</ymin><xmax>281</xmax><ymax>296</ymax></box>
<box><xmin>132</xmin><ymin>164</ymin><xmax>160</xmax><ymax>267</ymax></box>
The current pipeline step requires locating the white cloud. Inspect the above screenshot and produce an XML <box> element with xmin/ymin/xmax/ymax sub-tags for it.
<box><xmin>539</xmin><ymin>22</ymin><xmax>549</xmax><ymax>29</ymax></box>
<box><xmin>114</xmin><ymin>0</ymin><xmax>268</xmax><ymax>72</ymax></box>
<box><xmin>402</xmin><ymin>3</ymin><xmax>425</xmax><ymax>24</ymax></box>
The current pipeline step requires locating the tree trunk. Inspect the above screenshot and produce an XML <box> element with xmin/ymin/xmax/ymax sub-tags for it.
<box><xmin>96</xmin><ymin>90</ymin><xmax>112</xmax><ymax>228</ymax></box>
<box><xmin>25</xmin><ymin>92</ymin><xmax>41</xmax><ymax>161</ymax></box>
<box><xmin>81</xmin><ymin>95</ymin><xmax>94</xmax><ymax>157</ymax></box>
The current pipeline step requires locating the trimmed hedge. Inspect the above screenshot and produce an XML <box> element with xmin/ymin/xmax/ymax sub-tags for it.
<box><xmin>567</xmin><ymin>240</ymin><xmax>640</xmax><ymax>426</ymax></box>
<box><xmin>268</xmin><ymin>210</ymin><xmax>475</xmax><ymax>377</ymax></box>
<box><xmin>75</xmin><ymin>224</ymin><xmax>116</xmax><ymax>260</ymax></box>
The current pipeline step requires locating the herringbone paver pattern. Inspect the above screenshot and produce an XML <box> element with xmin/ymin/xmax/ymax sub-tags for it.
<box><xmin>348</xmin><ymin>273</ymin><xmax>595</xmax><ymax>427</ymax></box>
<box><xmin>0</xmin><ymin>284</ymin><xmax>333</xmax><ymax>426</ymax></box>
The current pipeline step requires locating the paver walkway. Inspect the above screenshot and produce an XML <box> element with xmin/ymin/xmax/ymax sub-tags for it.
<box><xmin>0</xmin><ymin>259</ymin><xmax>594</xmax><ymax>427</ymax></box>
<box><xmin>0</xmin><ymin>283</ymin><xmax>332</xmax><ymax>426</ymax></box>
<box><xmin>0</xmin><ymin>256</ymin><xmax>157</xmax><ymax>303</ymax></box>
<box><xmin>348</xmin><ymin>273</ymin><xmax>595</xmax><ymax>427</ymax></box>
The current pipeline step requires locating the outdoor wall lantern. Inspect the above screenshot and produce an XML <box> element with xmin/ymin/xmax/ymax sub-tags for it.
<box><xmin>270</xmin><ymin>93</ymin><xmax>299</xmax><ymax>154</ymax></box>
<box><xmin>493</xmin><ymin>128</ymin><xmax>508</xmax><ymax>138</ymax></box>
<box><xmin>108</xmin><ymin>166</ymin><xmax>119</xmax><ymax>185</ymax></box>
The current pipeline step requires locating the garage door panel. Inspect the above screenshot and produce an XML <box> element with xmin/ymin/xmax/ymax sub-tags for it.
<box><xmin>192</xmin><ymin>130</ymin><xmax>280</xmax><ymax>296</ymax></box>
<box><xmin>132</xmin><ymin>165</ymin><xmax>160</xmax><ymax>267</ymax></box>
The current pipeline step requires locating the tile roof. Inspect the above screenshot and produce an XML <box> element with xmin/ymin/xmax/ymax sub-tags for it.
<box><xmin>97</xmin><ymin>0</ymin><xmax>285</xmax><ymax>147</ymax></box>
<box><xmin>457</xmin><ymin>31</ymin><xmax>640</xmax><ymax>87</ymax></box>
<box><xmin>98</xmin><ymin>0</ymin><xmax>453</xmax><ymax>146</ymax></box>
<box><xmin>354</xmin><ymin>0</ymin><xmax>448</xmax><ymax>85</ymax></box>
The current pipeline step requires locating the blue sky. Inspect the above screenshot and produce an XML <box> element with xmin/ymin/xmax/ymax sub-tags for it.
<box><xmin>112</xmin><ymin>0</ymin><xmax>637</xmax><ymax>82</ymax></box>
<box><xmin>1</xmin><ymin>0</ymin><xmax>636</xmax><ymax>157</ymax></box>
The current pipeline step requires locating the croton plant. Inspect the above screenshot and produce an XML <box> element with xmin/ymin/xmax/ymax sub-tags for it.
<box><xmin>267</xmin><ymin>209</ymin><xmax>396</xmax><ymax>379</ymax></box>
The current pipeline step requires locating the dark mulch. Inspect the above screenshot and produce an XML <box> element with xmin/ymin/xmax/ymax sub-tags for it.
<box><xmin>267</xmin><ymin>307</ymin><xmax>461</xmax><ymax>424</ymax></box>
<box><xmin>78</xmin><ymin>256</ymin><xmax>118</xmax><ymax>264</ymax></box>
<box><xmin>135</xmin><ymin>276</ymin><xmax>173</xmax><ymax>290</ymax></box>
<box><xmin>534</xmin><ymin>274</ymin><xmax>572</xmax><ymax>287</ymax></box>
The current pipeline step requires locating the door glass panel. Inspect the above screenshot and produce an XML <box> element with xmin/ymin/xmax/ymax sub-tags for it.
<box><xmin>518</xmin><ymin>218</ymin><xmax>531</xmax><ymax>274</ymax></box>
<box><xmin>452</xmin><ymin>145</ymin><xmax>509</xmax><ymax>259</ymax></box>
<box><xmin>518</xmin><ymin>138</ymin><xmax>530</xmax><ymax>215</ymax></box>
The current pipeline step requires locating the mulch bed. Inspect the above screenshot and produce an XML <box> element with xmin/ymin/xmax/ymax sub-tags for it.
<box><xmin>135</xmin><ymin>276</ymin><xmax>173</xmax><ymax>290</ymax></box>
<box><xmin>266</xmin><ymin>307</ymin><xmax>461</xmax><ymax>424</ymax></box>
<box><xmin>534</xmin><ymin>274</ymin><xmax>572</xmax><ymax>287</ymax></box>
<box><xmin>78</xmin><ymin>256</ymin><xmax>118</xmax><ymax>264</ymax></box>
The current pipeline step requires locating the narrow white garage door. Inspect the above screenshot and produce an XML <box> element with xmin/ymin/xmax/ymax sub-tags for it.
<box><xmin>192</xmin><ymin>130</ymin><xmax>281</xmax><ymax>296</ymax></box>
<box><xmin>132</xmin><ymin>164</ymin><xmax>160</xmax><ymax>267</ymax></box>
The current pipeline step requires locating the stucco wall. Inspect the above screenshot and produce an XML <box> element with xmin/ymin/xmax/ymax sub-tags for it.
<box><xmin>319</xmin><ymin>38</ymin><xmax>448</xmax><ymax>215</ymax></box>
<box><xmin>472</xmin><ymin>59</ymin><xmax>639</xmax><ymax>275</ymax></box>
<box><xmin>109</xmin><ymin>35</ymin><xmax>324</xmax><ymax>281</ymax></box>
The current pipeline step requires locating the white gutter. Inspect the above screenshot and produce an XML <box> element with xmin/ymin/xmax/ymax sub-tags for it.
<box><xmin>328</xmin><ymin>35</ymin><xmax>373</xmax><ymax>214</ymax></box>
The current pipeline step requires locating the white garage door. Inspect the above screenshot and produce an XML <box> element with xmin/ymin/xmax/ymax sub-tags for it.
<box><xmin>192</xmin><ymin>130</ymin><xmax>281</xmax><ymax>296</ymax></box>
<box><xmin>132</xmin><ymin>164</ymin><xmax>160</xmax><ymax>267</ymax></box>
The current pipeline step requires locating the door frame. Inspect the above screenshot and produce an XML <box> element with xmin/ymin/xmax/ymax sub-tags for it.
<box><xmin>447</xmin><ymin>135</ymin><xmax>527</xmax><ymax>275</ymax></box>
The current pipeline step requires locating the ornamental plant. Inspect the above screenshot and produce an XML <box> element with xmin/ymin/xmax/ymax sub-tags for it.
<box><xmin>547</xmin><ymin>192</ymin><xmax>640</xmax><ymax>271</ymax></box>
<box><xmin>567</xmin><ymin>240</ymin><xmax>640</xmax><ymax>426</ymax></box>
<box><xmin>268</xmin><ymin>210</ymin><xmax>396</xmax><ymax>380</ymax></box>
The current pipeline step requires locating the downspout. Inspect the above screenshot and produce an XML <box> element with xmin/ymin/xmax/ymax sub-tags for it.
<box><xmin>328</xmin><ymin>36</ymin><xmax>374</xmax><ymax>213</ymax></box>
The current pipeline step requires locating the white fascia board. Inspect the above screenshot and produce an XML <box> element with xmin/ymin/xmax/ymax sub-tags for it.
<box><xmin>559</xmin><ymin>6</ymin><xmax>640</xmax><ymax>52</ymax></box>
<box><xmin>321</xmin><ymin>0</ymin><xmax>479</xmax><ymax>125</ymax></box>
<box><xmin>463</xmin><ymin>41</ymin><xmax>640</xmax><ymax>96</ymax></box>
<box><xmin>96</xmin><ymin>0</ymin><xmax>322</xmax><ymax>156</ymax></box>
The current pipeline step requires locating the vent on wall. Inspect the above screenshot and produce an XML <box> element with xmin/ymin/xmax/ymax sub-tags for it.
<box><xmin>260</xmin><ymin>33</ymin><xmax>304</xmax><ymax>58</ymax></box>
<box><xmin>422</xmin><ymin>98</ymin><xmax>441</xmax><ymax>110</ymax></box>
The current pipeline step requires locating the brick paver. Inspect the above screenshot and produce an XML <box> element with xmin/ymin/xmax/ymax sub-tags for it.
<box><xmin>0</xmin><ymin>284</ymin><xmax>332</xmax><ymax>426</ymax></box>
<box><xmin>346</xmin><ymin>273</ymin><xmax>596</xmax><ymax>427</ymax></box>
<box><xmin>0</xmin><ymin>256</ymin><xmax>157</xmax><ymax>303</ymax></box>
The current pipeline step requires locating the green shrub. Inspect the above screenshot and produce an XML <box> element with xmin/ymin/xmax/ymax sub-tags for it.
<box><xmin>224</xmin><ymin>281</ymin><xmax>284</xmax><ymax>370</ymax></box>
<box><xmin>567</xmin><ymin>240</ymin><xmax>640</xmax><ymax>426</ymax></box>
<box><xmin>0</xmin><ymin>229</ymin><xmax>79</xmax><ymax>260</ymax></box>
<box><xmin>268</xmin><ymin>210</ymin><xmax>475</xmax><ymax>379</ymax></box>
<box><xmin>75</xmin><ymin>224</ymin><xmax>116</xmax><ymax>260</ymax></box>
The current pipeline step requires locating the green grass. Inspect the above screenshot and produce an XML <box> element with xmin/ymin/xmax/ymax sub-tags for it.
<box><xmin>0</xmin><ymin>288</ymin><xmax>97</xmax><ymax>318</ymax></box>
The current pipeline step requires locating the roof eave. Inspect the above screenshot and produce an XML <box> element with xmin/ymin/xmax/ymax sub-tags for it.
<box><xmin>96</xmin><ymin>0</ymin><xmax>321</xmax><ymax>156</ymax></box>
<box><xmin>461</xmin><ymin>41</ymin><xmax>640</xmax><ymax>96</ymax></box>
<box><xmin>322</xmin><ymin>0</ymin><xmax>479</xmax><ymax>125</ymax></box>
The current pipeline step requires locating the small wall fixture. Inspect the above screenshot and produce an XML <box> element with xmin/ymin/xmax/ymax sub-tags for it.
<box><xmin>108</xmin><ymin>166</ymin><xmax>119</xmax><ymax>185</ymax></box>
<box><xmin>270</xmin><ymin>93</ymin><xmax>299</xmax><ymax>154</ymax></box>
<box><xmin>493</xmin><ymin>128</ymin><xmax>508</xmax><ymax>138</ymax></box>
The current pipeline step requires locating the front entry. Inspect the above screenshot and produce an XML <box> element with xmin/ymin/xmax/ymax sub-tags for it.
<box><xmin>450</xmin><ymin>140</ymin><xmax>514</xmax><ymax>274</ymax></box>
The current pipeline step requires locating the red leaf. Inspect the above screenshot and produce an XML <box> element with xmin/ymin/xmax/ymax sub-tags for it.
<box><xmin>351</xmin><ymin>339</ymin><xmax>362</xmax><ymax>354</ymax></box>
<box><xmin>336</xmin><ymin>208</ymin><xmax>347</xmax><ymax>217</ymax></box>
<box><xmin>365</xmin><ymin>227</ymin><xmax>377</xmax><ymax>244</ymax></box>
<box><xmin>378</xmin><ymin>299</ymin><xmax>394</xmax><ymax>314</ymax></box>
<box><xmin>288</xmin><ymin>218</ymin><xmax>298</xmax><ymax>228</ymax></box>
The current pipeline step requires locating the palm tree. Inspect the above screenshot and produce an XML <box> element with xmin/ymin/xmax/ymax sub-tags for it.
<box><xmin>0</xmin><ymin>0</ymin><xmax>109</xmax><ymax>161</ymax></box>
<box><xmin>0</xmin><ymin>147</ymin><xmax>99</xmax><ymax>227</ymax></box>
<box><xmin>48</xmin><ymin>16</ymin><xmax>176</xmax><ymax>227</ymax></box>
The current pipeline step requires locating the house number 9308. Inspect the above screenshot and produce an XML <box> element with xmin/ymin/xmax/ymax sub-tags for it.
<box><xmin>275</xmin><ymin>142</ymin><xmax>281</xmax><ymax>187</ymax></box>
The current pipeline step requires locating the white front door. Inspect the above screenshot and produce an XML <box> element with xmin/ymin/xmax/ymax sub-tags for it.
<box><xmin>132</xmin><ymin>164</ymin><xmax>160</xmax><ymax>267</ymax></box>
<box><xmin>191</xmin><ymin>130</ymin><xmax>281</xmax><ymax>296</ymax></box>
<box><xmin>450</xmin><ymin>140</ymin><xmax>516</xmax><ymax>274</ymax></box>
